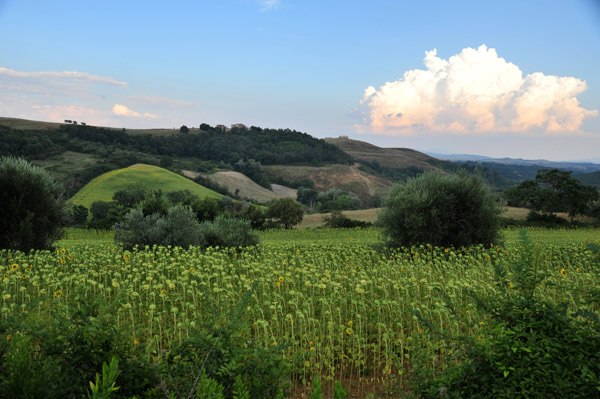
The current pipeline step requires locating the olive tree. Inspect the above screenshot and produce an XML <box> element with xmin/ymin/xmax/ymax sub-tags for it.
<box><xmin>378</xmin><ymin>172</ymin><xmax>503</xmax><ymax>248</ymax></box>
<box><xmin>0</xmin><ymin>157</ymin><xmax>65</xmax><ymax>251</ymax></box>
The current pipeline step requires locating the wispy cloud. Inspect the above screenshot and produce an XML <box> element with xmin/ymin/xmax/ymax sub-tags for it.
<box><xmin>0</xmin><ymin>67</ymin><xmax>127</xmax><ymax>87</ymax></box>
<box><xmin>359</xmin><ymin>45</ymin><xmax>597</xmax><ymax>135</ymax></box>
<box><xmin>0</xmin><ymin>66</ymin><xmax>189</xmax><ymax>127</ymax></box>
<box><xmin>260</xmin><ymin>0</ymin><xmax>280</xmax><ymax>11</ymax></box>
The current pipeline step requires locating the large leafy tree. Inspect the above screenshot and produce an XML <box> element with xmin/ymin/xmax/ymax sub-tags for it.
<box><xmin>506</xmin><ymin>169</ymin><xmax>599</xmax><ymax>220</ymax></box>
<box><xmin>378</xmin><ymin>172</ymin><xmax>503</xmax><ymax>248</ymax></box>
<box><xmin>266</xmin><ymin>198</ymin><xmax>304</xmax><ymax>229</ymax></box>
<box><xmin>0</xmin><ymin>157</ymin><xmax>66</xmax><ymax>250</ymax></box>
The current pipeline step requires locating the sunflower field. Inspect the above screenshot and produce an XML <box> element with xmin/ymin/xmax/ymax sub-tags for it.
<box><xmin>1</xmin><ymin>227</ymin><xmax>599</xmax><ymax>398</ymax></box>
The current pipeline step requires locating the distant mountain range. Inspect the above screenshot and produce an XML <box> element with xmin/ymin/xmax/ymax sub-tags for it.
<box><xmin>424</xmin><ymin>152</ymin><xmax>600</xmax><ymax>173</ymax></box>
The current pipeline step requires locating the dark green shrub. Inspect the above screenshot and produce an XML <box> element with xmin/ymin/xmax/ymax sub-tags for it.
<box><xmin>112</xmin><ymin>188</ymin><xmax>147</xmax><ymax>208</ymax></box>
<box><xmin>141</xmin><ymin>190</ymin><xmax>169</xmax><ymax>216</ymax></box>
<box><xmin>88</xmin><ymin>201</ymin><xmax>123</xmax><ymax>230</ymax></box>
<box><xmin>166</xmin><ymin>189</ymin><xmax>193</xmax><ymax>205</ymax></box>
<box><xmin>237</xmin><ymin>204</ymin><xmax>266</xmax><ymax>230</ymax></box>
<box><xmin>192</xmin><ymin>196</ymin><xmax>221</xmax><ymax>222</ymax></box>
<box><xmin>266</xmin><ymin>198</ymin><xmax>304</xmax><ymax>229</ymax></box>
<box><xmin>114</xmin><ymin>205</ymin><xmax>204</xmax><ymax>250</ymax></box>
<box><xmin>378</xmin><ymin>172</ymin><xmax>503</xmax><ymax>248</ymax></box>
<box><xmin>199</xmin><ymin>216</ymin><xmax>259</xmax><ymax>248</ymax></box>
<box><xmin>114</xmin><ymin>209</ymin><xmax>258</xmax><ymax>250</ymax></box>
<box><xmin>315</xmin><ymin>189</ymin><xmax>363</xmax><ymax>212</ymax></box>
<box><xmin>66</xmin><ymin>204</ymin><xmax>89</xmax><ymax>227</ymax></box>
<box><xmin>0</xmin><ymin>335</ymin><xmax>63</xmax><ymax>398</ymax></box>
<box><xmin>0</xmin><ymin>156</ymin><xmax>66</xmax><ymax>251</ymax></box>
<box><xmin>417</xmin><ymin>231</ymin><xmax>600</xmax><ymax>398</ymax></box>
<box><xmin>525</xmin><ymin>210</ymin><xmax>568</xmax><ymax>226</ymax></box>
<box><xmin>0</xmin><ymin>300</ymin><xmax>157</xmax><ymax>399</ymax></box>
<box><xmin>323</xmin><ymin>210</ymin><xmax>371</xmax><ymax>228</ymax></box>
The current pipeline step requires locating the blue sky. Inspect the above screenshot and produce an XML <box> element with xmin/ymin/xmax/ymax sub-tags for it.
<box><xmin>1</xmin><ymin>0</ymin><xmax>599</xmax><ymax>161</ymax></box>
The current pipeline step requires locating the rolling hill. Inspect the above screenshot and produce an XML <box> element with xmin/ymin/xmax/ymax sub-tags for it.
<box><xmin>182</xmin><ymin>169</ymin><xmax>297</xmax><ymax>203</ymax></box>
<box><xmin>70</xmin><ymin>164</ymin><xmax>221</xmax><ymax>208</ymax></box>
<box><xmin>263</xmin><ymin>163</ymin><xmax>394</xmax><ymax>202</ymax></box>
<box><xmin>325</xmin><ymin>136</ymin><xmax>439</xmax><ymax>170</ymax></box>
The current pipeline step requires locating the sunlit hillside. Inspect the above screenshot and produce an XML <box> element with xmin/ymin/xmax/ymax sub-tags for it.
<box><xmin>70</xmin><ymin>163</ymin><xmax>221</xmax><ymax>208</ymax></box>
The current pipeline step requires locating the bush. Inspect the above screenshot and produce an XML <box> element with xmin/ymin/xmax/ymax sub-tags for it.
<box><xmin>323</xmin><ymin>210</ymin><xmax>371</xmax><ymax>228</ymax></box>
<box><xmin>66</xmin><ymin>204</ymin><xmax>89</xmax><ymax>228</ymax></box>
<box><xmin>237</xmin><ymin>204</ymin><xmax>266</xmax><ymax>230</ymax></box>
<box><xmin>314</xmin><ymin>189</ymin><xmax>363</xmax><ymax>213</ymax></box>
<box><xmin>114</xmin><ymin>209</ymin><xmax>259</xmax><ymax>250</ymax></box>
<box><xmin>199</xmin><ymin>216</ymin><xmax>259</xmax><ymax>248</ymax></box>
<box><xmin>114</xmin><ymin>205</ymin><xmax>204</xmax><ymax>250</ymax></box>
<box><xmin>88</xmin><ymin>201</ymin><xmax>123</xmax><ymax>230</ymax></box>
<box><xmin>0</xmin><ymin>156</ymin><xmax>65</xmax><ymax>251</ymax></box>
<box><xmin>378</xmin><ymin>172</ymin><xmax>503</xmax><ymax>248</ymax></box>
<box><xmin>525</xmin><ymin>210</ymin><xmax>569</xmax><ymax>226</ymax></box>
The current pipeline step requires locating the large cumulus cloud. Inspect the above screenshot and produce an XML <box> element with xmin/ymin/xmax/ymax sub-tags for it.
<box><xmin>360</xmin><ymin>45</ymin><xmax>597</xmax><ymax>134</ymax></box>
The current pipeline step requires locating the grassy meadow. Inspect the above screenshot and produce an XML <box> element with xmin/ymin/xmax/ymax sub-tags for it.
<box><xmin>2</xmin><ymin>226</ymin><xmax>599</xmax><ymax>397</ymax></box>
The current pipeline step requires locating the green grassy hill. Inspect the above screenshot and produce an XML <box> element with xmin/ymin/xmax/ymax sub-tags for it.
<box><xmin>70</xmin><ymin>164</ymin><xmax>221</xmax><ymax>208</ymax></box>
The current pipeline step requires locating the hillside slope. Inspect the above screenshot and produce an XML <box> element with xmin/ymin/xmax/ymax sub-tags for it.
<box><xmin>264</xmin><ymin>163</ymin><xmax>394</xmax><ymax>202</ymax></box>
<box><xmin>325</xmin><ymin>137</ymin><xmax>439</xmax><ymax>170</ymax></box>
<box><xmin>182</xmin><ymin>170</ymin><xmax>297</xmax><ymax>203</ymax></box>
<box><xmin>71</xmin><ymin>164</ymin><xmax>221</xmax><ymax>208</ymax></box>
<box><xmin>0</xmin><ymin>117</ymin><xmax>64</xmax><ymax>130</ymax></box>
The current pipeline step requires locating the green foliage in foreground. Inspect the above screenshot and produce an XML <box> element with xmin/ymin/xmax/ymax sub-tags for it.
<box><xmin>379</xmin><ymin>172</ymin><xmax>503</xmax><ymax>248</ymax></box>
<box><xmin>1</xmin><ymin>227</ymin><xmax>599</xmax><ymax>396</ymax></box>
<box><xmin>0</xmin><ymin>156</ymin><xmax>65</xmax><ymax>251</ymax></box>
<box><xmin>416</xmin><ymin>231</ymin><xmax>600</xmax><ymax>398</ymax></box>
<box><xmin>0</xmin><ymin>292</ymin><xmax>288</xmax><ymax>399</ymax></box>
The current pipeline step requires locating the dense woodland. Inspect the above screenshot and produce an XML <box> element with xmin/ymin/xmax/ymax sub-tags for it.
<box><xmin>0</xmin><ymin>123</ymin><xmax>351</xmax><ymax>196</ymax></box>
<box><xmin>0</xmin><ymin>124</ymin><xmax>352</xmax><ymax>166</ymax></box>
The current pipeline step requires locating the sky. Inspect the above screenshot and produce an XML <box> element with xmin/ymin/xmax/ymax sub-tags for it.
<box><xmin>1</xmin><ymin>0</ymin><xmax>599</xmax><ymax>161</ymax></box>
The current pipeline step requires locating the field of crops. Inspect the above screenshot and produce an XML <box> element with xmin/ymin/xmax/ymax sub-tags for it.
<box><xmin>2</xmin><ymin>227</ymin><xmax>599</xmax><ymax>397</ymax></box>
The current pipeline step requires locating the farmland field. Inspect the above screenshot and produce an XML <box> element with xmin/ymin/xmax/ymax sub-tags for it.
<box><xmin>2</xmin><ymin>227</ymin><xmax>599</xmax><ymax>397</ymax></box>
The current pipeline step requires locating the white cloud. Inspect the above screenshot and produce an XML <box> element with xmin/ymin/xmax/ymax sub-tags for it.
<box><xmin>360</xmin><ymin>45</ymin><xmax>597</xmax><ymax>134</ymax></box>
<box><xmin>260</xmin><ymin>0</ymin><xmax>280</xmax><ymax>11</ymax></box>
<box><xmin>112</xmin><ymin>104</ymin><xmax>156</xmax><ymax>118</ymax></box>
<box><xmin>0</xmin><ymin>67</ymin><xmax>127</xmax><ymax>87</ymax></box>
